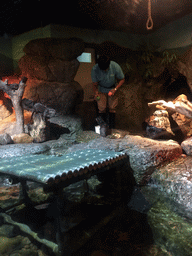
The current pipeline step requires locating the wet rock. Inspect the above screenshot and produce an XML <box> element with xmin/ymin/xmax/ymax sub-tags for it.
<box><xmin>146</xmin><ymin>200</ymin><xmax>192</xmax><ymax>256</ymax></box>
<box><xmin>0</xmin><ymin>133</ymin><xmax>13</xmax><ymax>145</ymax></box>
<box><xmin>63</xmin><ymin>176</ymin><xmax>102</xmax><ymax>202</ymax></box>
<box><xmin>145</xmin><ymin>156</ymin><xmax>192</xmax><ymax>220</ymax></box>
<box><xmin>140</xmin><ymin>155</ymin><xmax>192</xmax><ymax>255</ymax></box>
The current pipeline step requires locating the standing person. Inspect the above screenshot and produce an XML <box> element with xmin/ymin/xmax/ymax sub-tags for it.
<box><xmin>91</xmin><ymin>55</ymin><xmax>125</xmax><ymax>129</ymax></box>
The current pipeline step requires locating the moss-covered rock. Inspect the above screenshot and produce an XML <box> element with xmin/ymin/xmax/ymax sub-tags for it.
<box><xmin>147</xmin><ymin>200</ymin><xmax>192</xmax><ymax>256</ymax></box>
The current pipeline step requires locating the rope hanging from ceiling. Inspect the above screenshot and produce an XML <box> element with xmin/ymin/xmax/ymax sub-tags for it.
<box><xmin>146</xmin><ymin>0</ymin><xmax>153</xmax><ymax>30</ymax></box>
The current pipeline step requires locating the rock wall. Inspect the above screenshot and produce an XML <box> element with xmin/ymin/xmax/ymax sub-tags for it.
<box><xmin>93</xmin><ymin>41</ymin><xmax>192</xmax><ymax>131</ymax></box>
<box><xmin>2</xmin><ymin>39</ymin><xmax>192</xmax><ymax>131</ymax></box>
<box><xmin>18</xmin><ymin>37</ymin><xmax>85</xmax><ymax>114</ymax></box>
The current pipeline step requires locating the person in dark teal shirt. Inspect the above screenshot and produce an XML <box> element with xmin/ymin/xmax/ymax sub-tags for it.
<box><xmin>91</xmin><ymin>55</ymin><xmax>125</xmax><ymax>129</ymax></box>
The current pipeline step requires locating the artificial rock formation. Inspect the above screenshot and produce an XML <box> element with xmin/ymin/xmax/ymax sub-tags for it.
<box><xmin>148</xmin><ymin>94</ymin><xmax>192</xmax><ymax>142</ymax></box>
<box><xmin>0</xmin><ymin>128</ymin><xmax>191</xmax><ymax>255</ymax></box>
<box><xmin>18</xmin><ymin>37</ymin><xmax>84</xmax><ymax>114</ymax></box>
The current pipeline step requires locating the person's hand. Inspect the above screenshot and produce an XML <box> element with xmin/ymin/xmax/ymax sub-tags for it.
<box><xmin>94</xmin><ymin>91</ymin><xmax>100</xmax><ymax>100</ymax></box>
<box><xmin>108</xmin><ymin>89</ymin><xmax>116</xmax><ymax>97</ymax></box>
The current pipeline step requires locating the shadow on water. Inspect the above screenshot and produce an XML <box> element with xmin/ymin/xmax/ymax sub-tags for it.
<box><xmin>72</xmin><ymin>207</ymin><xmax>154</xmax><ymax>256</ymax></box>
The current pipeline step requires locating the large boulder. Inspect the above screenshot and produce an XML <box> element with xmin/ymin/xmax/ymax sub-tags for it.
<box><xmin>22</xmin><ymin>80</ymin><xmax>83</xmax><ymax>114</ymax></box>
<box><xmin>18</xmin><ymin>55</ymin><xmax>56</xmax><ymax>81</ymax></box>
<box><xmin>49</xmin><ymin>115</ymin><xmax>83</xmax><ymax>142</ymax></box>
<box><xmin>17</xmin><ymin>37</ymin><xmax>85</xmax><ymax>116</ymax></box>
<box><xmin>142</xmin><ymin>155</ymin><xmax>192</xmax><ymax>256</ymax></box>
<box><xmin>23</xmin><ymin>37</ymin><xmax>84</xmax><ymax>61</ymax></box>
<box><xmin>65</xmin><ymin>134</ymin><xmax>182</xmax><ymax>184</ymax></box>
<box><xmin>48</xmin><ymin>59</ymin><xmax>80</xmax><ymax>82</ymax></box>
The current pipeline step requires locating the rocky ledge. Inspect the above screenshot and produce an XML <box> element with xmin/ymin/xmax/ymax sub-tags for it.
<box><xmin>0</xmin><ymin>125</ymin><xmax>191</xmax><ymax>256</ymax></box>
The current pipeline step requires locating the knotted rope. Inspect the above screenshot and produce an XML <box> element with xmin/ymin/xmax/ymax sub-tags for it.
<box><xmin>146</xmin><ymin>0</ymin><xmax>153</xmax><ymax>30</ymax></box>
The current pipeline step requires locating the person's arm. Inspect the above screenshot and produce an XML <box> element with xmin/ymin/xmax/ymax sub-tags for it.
<box><xmin>115</xmin><ymin>78</ymin><xmax>125</xmax><ymax>91</ymax></box>
<box><xmin>108</xmin><ymin>78</ymin><xmax>125</xmax><ymax>97</ymax></box>
<box><xmin>108</xmin><ymin>62</ymin><xmax>125</xmax><ymax>97</ymax></box>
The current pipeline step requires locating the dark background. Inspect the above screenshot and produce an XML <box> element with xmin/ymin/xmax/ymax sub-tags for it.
<box><xmin>0</xmin><ymin>0</ymin><xmax>98</xmax><ymax>36</ymax></box>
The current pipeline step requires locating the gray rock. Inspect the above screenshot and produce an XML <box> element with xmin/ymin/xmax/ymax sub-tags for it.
<box><xmin>0</xmin><ymin>133</ymin><xmax>13</xmax><ymax>145</ymax></box>
<box><xmin>28</xmin><ymin>112</ymin><xmax>49</xmax><ymax>143</ymax></box>
<box><xmin>119</xmin><ymin>135</ymin><xmax>182</xmax><ymax>183</ymax></box>
<box><xmin>65</xmin><ymin>135</ymin><xmax>182</xmax><ymax>184</ymax></box>
<box><xmin>49</xmin><ymin>114</ymin><xmax>83</xmax><ymax>142</ymax></box>
<box><xmin>0</xmin><ymin>143</ymin><xmax>50</xmax><ymax>158</ymax></box>
<box><xmin>145</xmin><ymin>155</ymin><xmax>192</xmax><ymax>220</ymax></box>
<box><xmin>141</xmin><ymin>155</ymin><xmax>192</xmax><ymax>256</ymax></box>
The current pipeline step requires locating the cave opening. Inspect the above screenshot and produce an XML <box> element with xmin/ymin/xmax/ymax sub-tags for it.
<box><xmin>161</xmin><ymin>68</ymin><xmax>192</xmax><ymax>101</ymax></box>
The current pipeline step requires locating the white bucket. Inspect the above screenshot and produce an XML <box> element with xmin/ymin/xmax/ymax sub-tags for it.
<box><xmin>95</xmin><ymin>125</ymin><xmax>100</xmax><ymax>134</ymax></box>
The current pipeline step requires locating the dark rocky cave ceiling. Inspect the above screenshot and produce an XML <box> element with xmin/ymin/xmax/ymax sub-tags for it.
<box><xmin>1</xmin><ymin>0</ymin><xmax>192</xmax><ymax>35</ymax></box>
<box><xmin>78</xmin><ymin>0</ymin><xmax>192</xmax><ymax>34</ymax></box>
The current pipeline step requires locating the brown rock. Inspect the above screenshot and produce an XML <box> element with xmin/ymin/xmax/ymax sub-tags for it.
<box><xmin>0</xmin><ymin>104</ymin><xmax>12</xmax><ymax>120</ymax></box>
<box><xmin>23</xmin><ymin>37</ymin><xmax>84</xmax><ymax>61</ymax></box>
<box><xmin>47</xmin><ymin>37</ymin><xmax>84</xmax><ymax>60</ymax></box>
<box><xmin>48</xmin><ymin>59</ymin><xmax>80</xmax><ymax>82</ymax></box>
<box><xmin>172</xmin><ymin>112</ymin><xmax>192</xmax><ymax>138</ymax></box>
<box><xmin>23</xmin><ymin>38</ymin><xmax>51</xmax><ymax>57</ymax></box>
<box><xmin>23</xmin><ymin>80</ymin><xmax>83</xmax><ymax>114</ymax></box>
<box><xmin>11</xmin><ymin>133</ymin><xmax>34</xmax><ymax>144</ymax></box>
<box><xmin>18</xmin><ymin>55</ymin><xmax>56</xmax><ymax>81</ymax></box>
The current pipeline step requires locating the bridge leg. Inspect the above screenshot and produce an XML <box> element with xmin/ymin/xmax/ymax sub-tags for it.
<box><xmin>19</xmin><ymin>180</ymin><xmax>33</xmax><ymax>207</ymax></box>
<box><xmin>55</xmin><ymin>194</ymin><xmax>63</xmax><ymax>255</ymax></box>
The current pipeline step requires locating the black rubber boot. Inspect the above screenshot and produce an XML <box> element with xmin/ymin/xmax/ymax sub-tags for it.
<box><xmin>108</xmin><ymin>112</ymin><xmax>116</xmax><ymax>129</ymax></box>
<box><xmin>99</xmin><ymin>113</ymin><xmax>107</xmax><ymax>123</ymax></box>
